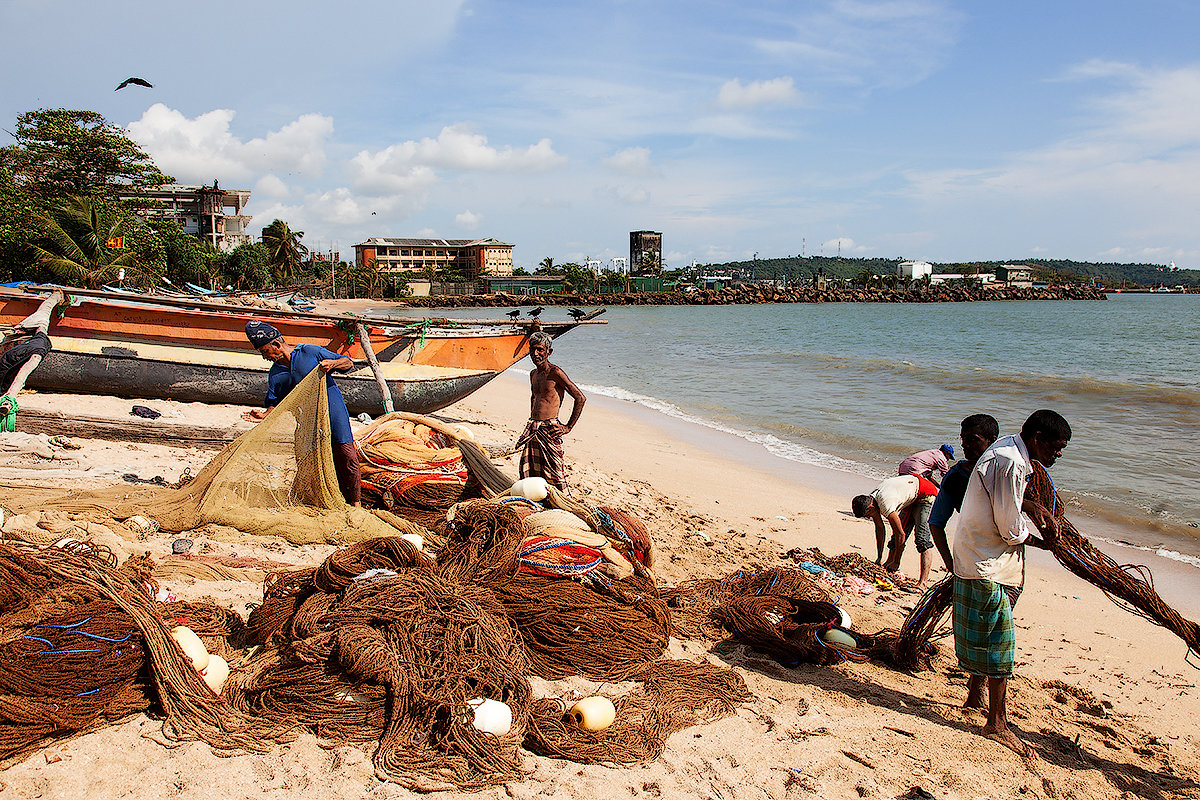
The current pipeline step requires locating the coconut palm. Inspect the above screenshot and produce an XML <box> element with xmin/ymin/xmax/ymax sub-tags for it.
<box><xmin>30</xmin><ymin>196</ymin><xmax>140</xmax><ymax>288</ymax></box>
<box><xmin>260</xmin><ymin>219</ymin><xmax>308</xmax><ymax>286</ymax></box>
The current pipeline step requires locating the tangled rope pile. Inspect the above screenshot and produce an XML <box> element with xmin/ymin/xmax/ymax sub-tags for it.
<box><xmin>662</xmin><ymin>568</ymin><xmax>834</xmax><ymax>640</ymax></box>
<box><xmin>524</xmin><ymin>660</ymin><xmax>754</xmax><ymax>764</ymax></box>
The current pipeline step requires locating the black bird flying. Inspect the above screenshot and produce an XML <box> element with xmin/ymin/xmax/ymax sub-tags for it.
<box><xmin>115</xmin><ymin>77</ymin><xmax>153</xmax><ymax>91</ymax></box>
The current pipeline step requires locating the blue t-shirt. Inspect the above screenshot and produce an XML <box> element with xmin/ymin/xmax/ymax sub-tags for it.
<box><xmin>265</xmin><ymin>343</ymin><xmax>354</xmax><ymax>444</ymax></box>
<box><xmin>928</xmin><ymin>460</ymin><xmax>972</xmax><ymax>529</ymax></box>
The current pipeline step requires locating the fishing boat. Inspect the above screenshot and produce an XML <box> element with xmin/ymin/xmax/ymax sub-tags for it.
<box><xmin>0</xmin><ymin>286</ymin><xmax>603</xmax><ymax>416</ymax></box>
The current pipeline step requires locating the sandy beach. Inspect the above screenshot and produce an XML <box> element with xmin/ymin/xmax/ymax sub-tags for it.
<box><xmin>2</xmin><ymin>364</ymin><xmax>1198</xmax><ymax>800</ymax></box>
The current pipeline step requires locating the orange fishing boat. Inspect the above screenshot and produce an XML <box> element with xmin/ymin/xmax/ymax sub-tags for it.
<box><xmin>0</xmin><ymin>286</ymin><xmax>603</xmax><ymax>415</ymax></box>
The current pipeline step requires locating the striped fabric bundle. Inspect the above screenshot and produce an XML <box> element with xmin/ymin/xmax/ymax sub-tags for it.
<box><xmin>518</xmin><ymin>535</ymin><xmax>604</xmax><ymax>578</ymax></box>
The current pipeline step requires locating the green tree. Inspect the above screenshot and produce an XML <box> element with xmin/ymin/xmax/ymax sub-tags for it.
<box><xmin>260</xmin><ymin>219</ymin><xmax>308</xmax><ymax>286</ymax></box>
<box><xmin>346</xmin><ymin>257</ymin><xmax>386</xmax><ymax>298</ymax></box>
<box><xmin>29</xmin><ymin>196</ymin><xmax>143</xmax><ymax>288</ymax></box>
<box><xmin>0</xmin><ymin>165</ymin><xmax>52</xmax><ymax>281</ymax></box>
<box><xmin>223</xmin><ymin>241</ymin><xmax>271</xmax><ymax>290</ymax></box>
<box><xmin>537</xmin><ymin>256</ymin><xmax>555</xmax><ymax>273</ymax></box>
<box><xmin>0</xmin><ymin>109</ymin><xmax>172</xmax><ymax>204</ymax></box>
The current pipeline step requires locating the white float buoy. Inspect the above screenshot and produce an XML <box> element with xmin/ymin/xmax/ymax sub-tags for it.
<box><xmin>169</xmin><ymin>625</ymin><xmax>210</xmax><ymax>672</ymax></box>
<box><xmin>199</xmin><ymin>653</ymin><xmax>229</xmax><ymax>694</ymax></box>
<box><xmin>401</xmin><ymin>532</ymin><xmax>424</xmax><ymax>550</ymax></box>
<box><xmin>510</xmin><ymin>477</ymin><xmax>549</xmax><ymax>502</ymax></box>
<box><xmin>569</xmin><ymin>696</ymin><xmax>616</xmax><ymax>732</ymax></box>
<box><xmin>465</xmin><ymin>697</ymin><xmax>512</xmax><ymax>736</ymax></box>
<box><xmin>834</xmin><ymin>605</ymin><xmax>852</xmax><ymax>629</ymax></box>
<box><xmin>821</xmin><ymin>627</ymin><xmax>858</xmax><ymax>648</ymax></box>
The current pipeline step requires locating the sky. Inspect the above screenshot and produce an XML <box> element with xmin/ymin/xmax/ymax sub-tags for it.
<box><xmin>4</xmin><ymin>0</ymin><xmax>1200</xmax><ymax>270</ymax></box>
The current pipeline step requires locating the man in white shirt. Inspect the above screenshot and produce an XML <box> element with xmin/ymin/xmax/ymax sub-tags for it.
<box><xmin>851</xmin><ymin>474</ymin><xmax>939</xmax><ymax>587</ymax></box>
<box><xmin>951</xmin><ymin>409</ymin><xmax>1070</xmax><ymax>755</ymax></box>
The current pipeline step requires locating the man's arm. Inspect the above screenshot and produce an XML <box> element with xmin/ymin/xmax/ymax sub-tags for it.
<box><xmin>318</xmin><ymin>356</ymin><xmax>354</xmax><ymax>373</ymax></box>
<box><xmin>927</xmin><ymin>484</ymin><xmax>957</xmax><ymax>572</ymax></box>
<box><xmin>552</xmin><ymin>365</ymin><xmax>586</xmax><ymax>434</ymax></box>
<box><xmin>987</xmin><ymin>460</ymin><xmax>1032</xmax><ymax>546</ymax></box>
<box><xmin>1021</xmin><ymin>498</ymin><xmax>1059</xmax><ymax>549</ymax></box>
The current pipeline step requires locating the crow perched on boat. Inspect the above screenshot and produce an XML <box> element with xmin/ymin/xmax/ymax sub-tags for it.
<box><xmin>568</xmin><ymin>307</ymin><xmax>586</xmax><ymax>321</ymax></box>
<box><xmin>528</xmin><ymin>307</ymin><xmax>544</xmax><ymax>318</ymax></box>
<box><xmin>505</xmin><ymin>309</ymin><xmax>521</xmax><ymax>319</ymax></box>
<box><xmin>115</xmin><ymin>77</ymin><xmax>153</xmax><ymax>91</ymax></box>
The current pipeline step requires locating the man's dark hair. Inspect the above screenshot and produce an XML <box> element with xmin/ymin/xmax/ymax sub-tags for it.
<box><xmin>851</xmin><ymin>494</ymin><xmax>874</xmax><ymax>518</ymax></box>
<box><xmin>1021</xmin><ymin>409</ymin><xmax>1071</xmax><ymax>442</ymax></box>
<box><xmin>961</xmin><ymin>413</ymin><xmax>999</xmax><ymax>441</ymax></box>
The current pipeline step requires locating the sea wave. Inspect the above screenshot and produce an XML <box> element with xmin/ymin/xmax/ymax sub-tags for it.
<box><xmin>579</xmin><ymin>381</ymin><xmax>885</xmax><ymax>478</ymax></box>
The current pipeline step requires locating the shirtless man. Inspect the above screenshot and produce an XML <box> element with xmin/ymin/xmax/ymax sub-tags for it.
<box><xmin>515</xmin><ymin>331</ymin><xmax>586</xmax><ymax>490</ymax></box>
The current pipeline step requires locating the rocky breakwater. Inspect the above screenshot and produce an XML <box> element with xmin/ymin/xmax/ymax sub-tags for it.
<box><xmin>397</xmin><ymin>284</ymin><xmax>1106</xmax><ymax>309</ymax></box>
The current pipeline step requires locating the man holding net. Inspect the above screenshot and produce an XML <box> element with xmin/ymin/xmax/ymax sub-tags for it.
<box><xmin>515</xmin><ymin>331</ymin><xmax>586</xmax><ymax>491</ymax></box>
<box><xmin>241</xmin><ymin>320</ymin><xmax>362</xmax><ymax>507</ymax></box>
<box><xmin>951</xmin><ymin>409</ymin><xmax>1068</xmax><ymax>754</ymax></box>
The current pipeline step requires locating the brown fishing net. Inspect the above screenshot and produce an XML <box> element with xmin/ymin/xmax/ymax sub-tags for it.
<box><xmin>524</xmin><ymin>659</ymin><xmax>754</xmax><ymax>764</ymax></box>
<box><xmin>662</xmin><ymin>567</ymin><xmax>835</xmax><ymax>640</ymax></box>
<box><xmin>1026</xmin><ymin>462</ymin><xmax>1200</xmax><ymax>656</ymax></box>
<box><xmin>492</xmin><ymin>574</ymin><xmax>671</xmax><ymax>680</ymax></box>
<box><xmin>0</xmin><ymin>542</ymin><xmax>294</xmax><ymax>762</ymax></box>
<box><xmin>232</xmin><ymin>537</ymin><xmax>532</xmax><ymax>792</ymax></box>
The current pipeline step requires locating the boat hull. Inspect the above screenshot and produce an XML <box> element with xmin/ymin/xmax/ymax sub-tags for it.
<box><xmin>29</xmin><ymin>350</ymin><xmax>500</xmax><ymax>416</ymax></box>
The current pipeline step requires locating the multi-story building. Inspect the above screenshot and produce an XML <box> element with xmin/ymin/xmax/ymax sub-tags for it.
<box><xmin>353</xmin><ymin>238</ymin><xmax>514</xmax><ymax>279</ymax></box>
<box><xmin>629</xmin><ymin>230</ymin><xmax>662</xmax><ymax>273</ymax></box>
<box><xmin>122</xmin><ymin>182</ymin><xmax>252</xmax><ymax>252</ymax></box>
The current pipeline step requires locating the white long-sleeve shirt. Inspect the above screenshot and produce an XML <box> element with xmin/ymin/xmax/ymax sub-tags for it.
<box><xmin>951</xmin><ymin>433</ymin><xmax>1032</xmax><ymax>587</ymax></box>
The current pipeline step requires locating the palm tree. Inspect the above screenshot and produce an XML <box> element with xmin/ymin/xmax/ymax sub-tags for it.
<box><xmin>30</xmin><ymin>196</ymin><xmax>140</xmax><ymax>288</ymax></box>
<box><xmin>260</xmin><ymin>219</ymin><xmax>308</xmax><ymax>286</ymax></box>
<box><xmin>538</xmin><ymin>256</ymin><xmax>555</xmax><ymax>274</ymax></box>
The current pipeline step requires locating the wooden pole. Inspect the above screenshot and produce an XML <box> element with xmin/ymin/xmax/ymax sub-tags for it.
<box><xmin>355</xmin><ymin>322</ymin><xmax>395</xmax><ymax>414</ymax></box>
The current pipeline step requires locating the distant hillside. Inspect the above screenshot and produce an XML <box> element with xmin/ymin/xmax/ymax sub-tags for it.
<box><xmin>696</xmin><ymin>256</ymin><xmax>1200</xmax><ymax>288</ymax></box>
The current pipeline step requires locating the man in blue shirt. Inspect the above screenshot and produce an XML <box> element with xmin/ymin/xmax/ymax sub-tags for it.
<box><xmin>928</xmin><ymin>413</ymin><xmax>999</xmax><ymax>575</ymax></box>
<box><xmin>240</xmin><ymin>320</ymin><xmax>361</xmax><ymax>506</ymax></box>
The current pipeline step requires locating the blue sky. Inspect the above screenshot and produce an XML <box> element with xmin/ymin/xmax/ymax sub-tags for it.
<box><xmin>4</xmin><ymin>0</ymin><xmax>1200</xmax><ymax>269</ymax></box>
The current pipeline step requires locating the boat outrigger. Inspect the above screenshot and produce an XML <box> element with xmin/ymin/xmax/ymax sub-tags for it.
<box><xmin>0</xmin><ymin>286</ymin><xmax>604</xmax><ymax>416</ymax></box>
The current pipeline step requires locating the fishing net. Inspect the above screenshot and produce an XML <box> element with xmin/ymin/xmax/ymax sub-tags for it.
<box><xmin>1026</xmin><ymin>462</ymin><xmax>1200</xmax><ymax>659</ymax></box>
<box><xmin>23</xmin><ymin>371</ymin><xmax>431</xmax><ymax>547</ymax></box>
<box><xmin>524</xmin><ymin>660</ymin><xmax>754</xmax><ymax>765</ymax></box>
<box><xmin>492</xmin><ymin>574</ymin><xmax>671</xmax><ymax>680</ymax></box>
<box><xmin>356</xmin><ymin>414</ymin><xmax>473</xmax><ymax>527</ymax></box>
<box><xmin>232</xmin><ymin>540</ymin><xmax>532</xmax><ymax>792</ymax></box>
<box><xmin>662</xmin><ymin>567</ymin><xmax>835</xmax><ymax>640</ymax></box>
<box><xmin>0</xmin><ymin>542</ymin><xmax>294</xmax><ymax>762</ymax></box>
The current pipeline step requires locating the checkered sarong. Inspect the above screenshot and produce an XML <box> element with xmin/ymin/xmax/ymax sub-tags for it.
<box><xmin>953</xmin><ymin>577</ymin><xmax>1016</xmax><ymax>678</ymax></box>
<box><xmin>516</xmin><ymin>419</ymin><xmax>567</xmax><ymax>490</ymax></box>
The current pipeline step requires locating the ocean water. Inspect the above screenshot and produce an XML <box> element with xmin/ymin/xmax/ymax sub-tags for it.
<box><xmin>372</xmin><ymin>294</ymin><xmax>1200</xmax><ymax>567</ymax></box>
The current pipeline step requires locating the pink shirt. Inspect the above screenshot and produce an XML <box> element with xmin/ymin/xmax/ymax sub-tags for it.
<box><xmin>898</xmin><ymin>448</ymin><xmax>950</xmax><ymax>478</ymax></box>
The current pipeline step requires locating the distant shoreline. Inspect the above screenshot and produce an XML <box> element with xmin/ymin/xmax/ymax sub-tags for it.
<box><xmin>369</xmin><ymin>284</ymin><xmax>1107</xmax><ymax>308</ymax></box>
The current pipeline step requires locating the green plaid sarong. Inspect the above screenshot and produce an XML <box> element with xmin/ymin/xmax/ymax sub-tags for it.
<box><xmin>953</xmin><ymin>577</ymin><xmax>1016</xmax><ymax>678</ymax></box>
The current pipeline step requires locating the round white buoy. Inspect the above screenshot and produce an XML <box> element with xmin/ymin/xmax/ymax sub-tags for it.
<box><xmin>821</xmin><ymin>627</ymin><xmax>858</xmax><ymax>648</ymax></box>
<box><xmin>169</xmin><ymin>626</ymin><xmax>210</xmax><ymax>672</ymax></box>
<box><xmin>510</xmin><ymin>477</ymin><xmax>549</xmax><ymax>502</ymax></box>
<box><xmin>834</xmin><ymin>605</ymin><xmax>852</xmax><ymax>629</ymax></box>
<box><xmin>569</xmin><ymin>696</ymin><xmax>616</xmax><ymax>732</ymax></box>
<box><xmin>465</xmin><ymin>697</ymin><xmax>513</xmax><ymax>736</ymax></box>
<box><xmin>454</xmin><ymin>425</ymin><xmax>476</xmax><ymax>441</ymax></box>
<box><xmin>199</xmin><ymin>653</ymin><xmax>229</xmax><ymax>694</ymax></box>
<box><xmin>401</xmin><ymin>533</ymin><xmax>424</xmax><ymax>550</ymax></box>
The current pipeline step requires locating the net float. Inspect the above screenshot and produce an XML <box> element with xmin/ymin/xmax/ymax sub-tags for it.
<box><xmin>169</xmin><ymin>625</ymin><xmax>210</xmax><ymax>672</ymax></box>
<box><xmin>569</xmin><ymin>696</ymin><xmax>616</xmax><ymax>731</ymax></box>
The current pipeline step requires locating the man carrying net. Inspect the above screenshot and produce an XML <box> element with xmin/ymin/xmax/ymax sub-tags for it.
<box><xmin>241</xmin><ymin>320</ymin><xmax>362</xmax><ymax>506</ymax></box>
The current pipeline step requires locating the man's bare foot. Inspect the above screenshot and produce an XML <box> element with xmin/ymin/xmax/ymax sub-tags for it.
<box><xmin>982</xmin><ymin>724</ymin><xmax>1029</xmax><ymax>756</ymax></box>
<box><xmin>963</xmin><ymin>694</ymin><xmax>986</xmax><ymax>710</ymax></box>
<box><xmin>914</xmin><ymin>580</ymin><xmax>931</xmax><ymax>592</ymax></box>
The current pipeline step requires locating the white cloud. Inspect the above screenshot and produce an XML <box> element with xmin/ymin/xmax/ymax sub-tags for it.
<box><xmin>716</xmin><ymin>77</ymin><xmax>799</xmax><ymax>109</ymax></box>
<box><xmin>603</xmin><ymin>147</ymin><xmax>656</xmax><ymax>176</ymax></box>
<box><xmin>127</xmin><ymin>104</ymin><xmax>333</xmax><ymax>184</ymax></box>
<box><xmin>455</xmin><ymin>210</ymin><xmax>482</xmax><ymax>230</ymax></box>
<box><xmin>354</xmin><ymin>124</ymin><xmax>566</xmax><ymax>179</ymax></box>
<box><xmin>254</xmin><ymin>174</ymin><xmax>289</xmax><ymax>199</ymax></box>
<box><xmin>821</xmin><ymin>236</ymin><xmax>866</xmax><ymax>254</ymax></box>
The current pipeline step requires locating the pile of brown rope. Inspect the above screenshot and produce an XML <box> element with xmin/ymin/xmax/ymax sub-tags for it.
<box><xmin>233</xmin><ymin>537</ymin><xmax>532</xmax><ymax>791</ymax></box>
<box><xmin>492</xmin><ymin>574</ymin><xmax>671</xmax><ymax>680</ymax></box>
<box><xmin>524</xmin><ymin>659</ymin><xmax>754</xmax><ymax>764</ymax></box>
<box><xmin>437</xmin><ymin>500</ymin><xmax>524</xmax><ymax>586</ymax></box>
<box><xmin>662</xmin><ymin>567</ymin><xmax>834</xmax><ymax>640</ymax></box>
<box><xmin>1026</xmin><ymin>462</ymin><xmax>1200</xmax><ymax>658</ymax></box>
<box><xmin>0</xmin><ymin>542</ymin><xmax>294</xmax><ymax>761</ymax></box>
